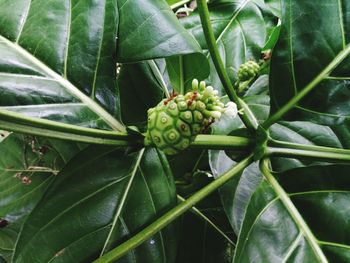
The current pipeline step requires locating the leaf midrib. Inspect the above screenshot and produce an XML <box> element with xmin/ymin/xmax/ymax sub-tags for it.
<box><xmin>0</xmin><ymin>34</ymin><xmax>125</xmax><ymax>132</ymax></box>
<box><xmin>215</xmin><ymin>0</ymin><xmax>251</xmax><ymax>44</ymax></box>
<box><xmin>14</xmin><ymin>173</ymin><xmax>131</xmax><ymax>256</ymax></box>
<box><xmin>205</xmin><ymin>0</ymin><xmax>252</xmax><ymax>59</ymax></box>
<box><xmin>99</xmin><ymin>149</ymin><xmax>145</xmax><ymax>256</ymax></box>
<box><xmin>236</xmin><ymin>188</ymin><xmax>350</xmax><ymax>262</ymax></box>
<box><xmin>15</xmin><ymin>0</ymin><xmax>31</xmax><ymax>43</ymax></box>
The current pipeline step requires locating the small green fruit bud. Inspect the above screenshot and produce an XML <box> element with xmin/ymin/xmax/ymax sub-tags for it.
<box><xmin>238</xmin><ymin>61</ymin><xmax>260</xmax><ymax>81</ymax></box>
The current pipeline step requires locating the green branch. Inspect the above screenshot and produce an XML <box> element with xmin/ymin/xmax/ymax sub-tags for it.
<box><xmin>196</xmin><ymin>0</ymin><xmax>258</xmax><ymax>130</ymax></box>
<box><xmin>268</xmin><ymin>139</ymin><xmax>350</xmax><ymax>156</ymax></box>
<box><xmin>267</xmin><ymin>139</ymin><xmax>350</xmax><ymax>162</ymax></box>
<box><xmin>0</xmin><ymin>109</ymin><xmax>253</xmax><ymax>149</ymax></box>
<box><xmin>262</xmin><ymin>44</ymin><xmax>350</xmax><ymax>129</ymax></box>
<box><xmin>93</xmin><ymin>154</ymin><xmax>254</xmax><ymax>263</ymax></box>
<box><xmin>266</xmin><ymin>147</ymin><xmax>350</xmax><ymax>162</ymax></box>
<box><xmin>0</xmin><ymin>109</ymin><xmax>135</xmax><ymax>146</ymax></box>
<box><xmin>259</xmin><ymin>159</ymin><xmax>328</xmax><ymax>263</ymax></box>
<box><xmin>191</xmin><ymin>134</ymin><xmax>253</xmax><ymax>149</ymax></box>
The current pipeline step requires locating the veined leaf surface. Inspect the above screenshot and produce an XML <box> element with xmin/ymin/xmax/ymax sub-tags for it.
<box><xmin>270</xmin><ymin>0</ymin><xmax>350</xmax><ymax>125</ymax></box>
<box><xmin>0</xmin><ymin>134</ymin><xmax>84</xmax><ymax>261</ymax></box>
<box><xmin>13</xmin><ymin>147</ymin><xmax>178</xmax><ymax>263</ymax></box>
<box><xmin>180</xmin><ymin>0</ymin><xmax>277</xmax><ymax>94</ymax></box>
<box><xmin>0</xmin><ymin>0</ymin><xmax>122</xmax><ymax>129</ymax></box>
<box><xmin>234</xmin><ymin>164</ymin><xmax>350</xmax><ymax>262</ymax></box>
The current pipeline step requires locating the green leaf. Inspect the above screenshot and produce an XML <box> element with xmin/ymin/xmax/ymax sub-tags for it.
<box><xmin>166</xmin><ymin>53</ymin><xmax>210</xmax><ymax>93</ymax></box>
<box><xmin>118</xmin><ymin>61</ymin><xmax>165</xmax><ymax>127</ymax></box>
<box><xmin>263</xmin><ymin>0</ymin><xmax>281</xmax><ymax>18</ymax></box>
<box><xmin>209</xmin><ymin>150</ymin><xmax>262</xmax><ymax>234</ymax></box>
<box><xmin>234</xmin><ymin>164</ymin><xmax>350</xmax><ymax>262</ymax></box>
<box><xmin>180</xmin><ymin>0</ymin><xmax>276</xmax><ymax>94</ymax></box>
<box><xmin>13</xmin><ymin>146</ymin><xmax>177</xmax><ymax>263</ymax></box>
<box><xmin>269</xmin><ymin>0</ymin><xmax>350</xmax><ymax>125</ymax></box>
<box><xmin>0</xmin><ymin>0</ymin><xmax>123</xmax><ymax>131</ymax></box>
<box><xmin>176</xmin><ymin>206</ymin><xmax>235</xmax><ymax>262</ymax></box>
<box><xmin>0</xmin><ymin>134</ymin><xmax>84</xmax><ymax>261</ymax></box>
<box><xmin>263</xmin><ymin>24</ymin><xmax>281</xmax><ymax>50</ymax></box>
<box><xmin>117</xmin><ymin>0</ymin><xmax>204</xmax><ymax>62</ymax></box>
<box><xmin>270</xmin><ymin>121</ymin><xmax>349</xmax><ymax>172</ymax></box>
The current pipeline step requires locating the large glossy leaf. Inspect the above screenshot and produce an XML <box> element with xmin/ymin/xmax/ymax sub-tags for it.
<box><xmin>210</xmin><ymin>121</ymin><xmax>350</xmax><ymax>236</ymax></box>
<box><xmin>270</xmin><ymin>121</ymin><xmax>350</xmax><ymax>172</ymax></box>
<box><xmin>13</xmin><ymin>146</ymin><xmax>177</xmax><ymax>263</ymax></box>
<box><xmin>176</xmin><ymin>206</ymin><xmax>235</xmax><ymax>263</ymax></box>
<box><xmin>0</xmin><ymin>134</ymin><xmax>84</xmax><ymax>261</ymax></box>
<box><xmin>166</xmin><ymin>53</ymin><xmax>210</xmax><ymax>93</ymax></box>
<box><xmin>117</xmin><ymin>0</ymin><xmax>204</xmax><ymax>62</ymax></box>
<box><xmin>234</xmin><ymin>164</ymin><xmax>350</xmax><ymax>262</ymax></box>
<box><xmin>0</xmin><ymin>0</ymin><xmax>205</xmax><ymax>133</ymax></box>
<box><xmin>117</xmin><ymin>0</ymin><xmax>211</xmax><ymax>125</ymax></box>
<box><xmin>209</xmin><ymin>154</ymin><xmax>262</xmax><ymax>234</ymax></box>
<box><xmin>118</xmin><ymin>61</ymin><xmax>166</xmax><ymax>127</ymax></box>
<box><xmin>180</xmin><ymin>0</ymin><xmax>277</xmax><ymax>94</ymax></box>
<box><xmin>0</xmin><ymin>0</ymin><xmax>122</xmax><ymax>130</ymax></box>
<box><xmin>270</xmin><ymin>0</ymin><xmax>350</xmax><ymax>125</ymax></box>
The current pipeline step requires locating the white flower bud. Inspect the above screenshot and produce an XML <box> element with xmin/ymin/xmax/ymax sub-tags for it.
<box><xmin>212</xmin><ymin>106</ymin><xmax>223</xmax><ymax>111</ymax></box>
<box><xmin>192</xmin><ymin>79</ymin><xmax>199</xmax><ymax>90</ymax></box>
<box><xmin>225</xmin><ymin>101</ymin><xmax>235</xmax><ymax>107</ymax></box>
<box><xmin>211</xmin><ymin>111</ymin><xmax>222</xmax><ymax>119</ymax></box>
<box><xmin>225</xmin><ymin>108</ymin><xmax>238</xmax><ymax>117</ymax></box>
<box><xmin>205</xmin><ymin>86</ymin><xmax>214</xmax><ymax>93</ymax></box>
<box><xmin>199</xmin><ymin>81</ymin><xmax>206</xmax><ymax>91</ymax></box>
<box><xmin>224</xmin><ymin>102</ymin><xmax>238</xmax><ymax>117</ymax></box>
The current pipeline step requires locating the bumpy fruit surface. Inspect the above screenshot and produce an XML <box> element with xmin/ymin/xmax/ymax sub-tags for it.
<box><xmin>145</xmin><ymin>80</ymin><xmax>233</xmax><ymax>155</ymax></box>
<box><xmin>237</xmin><ymin>61</ymin><xmax>260</xmax><ymax>81</ymax></box>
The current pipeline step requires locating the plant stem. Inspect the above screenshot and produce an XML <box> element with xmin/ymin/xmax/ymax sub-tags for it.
<box><xmin>269</xmin><ymin>139</ymin><xmax>350</xmax><ymax>156</ymax></box>
<box><xmin>191</xmin><ymin>134</ymin><xmax>253</xmax><ymax>149</ymax></box>
<box><xmin>260</xmin><ymin>159</ymin><xmax>328</xmax><ymax>263</ymax></box>
<box><xmin>262</xmin><ymin>43</ymin><xmax>350</xmax><ymax>129</ymax></box>
<box><xmin>0</xmin><ymin>120</ymin><xmax>134</xmax><ymax>146</ymax></box>
<box><xmin>100</xmin><ymin>149</ymin><xmax>145</xmax><ymax>256</ymax></box>
<box><xmin>0</xmin><ymin>109</ymin><xmax>135</xmax><ymax>146</ymax></box>
<box><xmin>177</xmin><ymin>195</ymin><xmax>235</xmax><ymax>246</ymax></box>
<box><xmin>93</xmin><ymin>154</ymin><xmax>254</xmax><ymax>263</ymax></box>
<box><xmin>196</xmin><ymin>0</ymin><xmax>258</xmax><ymax>130</ymax></box>
<box><xmin>266</xmin><ymin>147</ymin><xmax>350</xmax><ymax>162</ymax></box>
<box><xmin>1</xmin><ymin>110</ymin><xmax>252</xmax><ymax>149</ymax></box>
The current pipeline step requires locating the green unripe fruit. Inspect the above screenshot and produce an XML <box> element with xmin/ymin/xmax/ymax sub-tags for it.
<box><xmin>145</xmin><ymin>79</ymin><xmax>229</xmax><ymax>155</ymax></box>
<box><xmin>237</xmin><ymin>61</ymin><xmax>260</xmax><ymax>81</ymax></box>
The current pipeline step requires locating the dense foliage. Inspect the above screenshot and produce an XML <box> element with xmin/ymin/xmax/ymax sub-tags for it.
<box><xmin>0</xmin><ymin>0</ymin><xmax>349</xmax><ymax>262</ymax></box>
